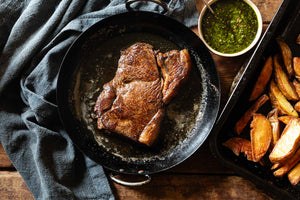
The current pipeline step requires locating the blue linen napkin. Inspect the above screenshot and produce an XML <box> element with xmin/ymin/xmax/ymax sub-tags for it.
<box><xmin>0</xmin><ymin>0</ymin><xmax>199</xmax><ymax>199</ymax></box>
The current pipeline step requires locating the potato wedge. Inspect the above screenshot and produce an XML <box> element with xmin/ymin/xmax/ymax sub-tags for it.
<box><xmin>269</xmin><ymin>80</ymin><xmax>298</xmax><ymax>117</ymax></box>
<box><xmin>222</xmin><ymin>137</ymin><xmax>252</xmax><ymax>161</ymax></box>
<box><xmin>249</xmin><ymin>56</ymin><xmax>273</xmax><ymax>101</ymax></box>
<box><xmin>269</xmin><ymin>118</ymin><xmax>300</xmax><ymax>163</ymax></box>
<box><xmin>295</xmin><ymin>101</ymin><xmax>300</xmax><ymax>112</ymax></box>
<box><xmin>276</xmin><ymin>38</ymin><xmax>293</xmax><ymax>78</ymax></box>
<box><xmin>235</xmin><ymin>94</ymin><xmax>269</xmax><ymax>135</ymax></box>
<box><xmin>278</xmin><ymin>115</ymin><xmax>298</xmax><ymax>125</ymax></box>
<box><xmin>297</xmin><ymin>34</ymin><xmax>300</xmax><ymax>45</ymax></box>
<box><xmin>274</xmin><ymin>54</ymin><xmax>299</xmax><ymax>101</ymax></box>
<box><xmin>294</xmin><ymin>57</ymin><xmax>300</xmax><ymax>81</ymax></box>
<box><xmin>250</xmin><ymin>113</ymin><xmax>272</xmax><ymax>162</ymax></box>
<box><xmin>288</xmin><ymin>162</ymin><xmax>300</xmax><ymax>185</ymax></box>
<box><xmin>273</xmin><ymin>148</ymin><xmax>300</xmax><ymax>177</ymax></box>
<box><xmin>293</xmin><ymin>79</ymin><xmax>300</xmax><ymax>97</ymax></box>
<box><xmin>271</xmin><ymin>163</ymin><xmax>281</xmax><ymax>170</ymax></box>
<box><xmin>267</xmin><ymin>108</ymin><xmax>280</xmax><ymax>149</ymax></box>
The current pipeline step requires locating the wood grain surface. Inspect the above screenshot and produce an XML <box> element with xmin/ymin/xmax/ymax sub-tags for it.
<box><xmin>0</xmin><ymin>144</ymin><xmax>13</xmax><ymax>168</ymax></box>
<box><xmin>0</xmin><ymin>0</ymin><xmax>284</xmax><ymax>199</ymax></box>
<box><xmin>0</xmin><ymin>171</ymin><xmax>34</xmax><ymax>200</ymax></box>
<box><xmin>111</xmin><ymin>175</ymin><xmax>272</xmax><ymax>200</ymax></box>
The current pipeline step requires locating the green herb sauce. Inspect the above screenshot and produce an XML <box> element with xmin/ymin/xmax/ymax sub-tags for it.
<box><xmin>201</xmin><ymin>0</ymin><xmax>258</xmax><ymax>54</ymax></box>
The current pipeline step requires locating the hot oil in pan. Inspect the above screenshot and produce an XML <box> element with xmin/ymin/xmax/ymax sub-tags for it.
<box><xmin>71</xmin><ymin>32</ymin><xmax>203</xmax><ymax>161</ymax></box>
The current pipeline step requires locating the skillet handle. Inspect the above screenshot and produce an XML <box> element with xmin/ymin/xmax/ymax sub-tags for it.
<box><xmin>109</xmin><ymin>172</ymin><xmax>151</xmax><ymax>187</ymax></box>
<box><xmin>126</xmin><ymin>0</ymin><xmax>169</xmax><ymax>14</ymax></box>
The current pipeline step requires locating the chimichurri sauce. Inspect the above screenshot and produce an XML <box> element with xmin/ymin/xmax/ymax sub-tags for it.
<box><xmin>201</xmin><ymin>0</ymin><xmax>258</xmax><ymax>54</ymax></box>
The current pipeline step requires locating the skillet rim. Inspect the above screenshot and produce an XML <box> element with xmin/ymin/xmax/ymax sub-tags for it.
<box><xmin>56</xmin><ymin>11</ymin><xmax>221</xmax><ymax>175</ymax></box>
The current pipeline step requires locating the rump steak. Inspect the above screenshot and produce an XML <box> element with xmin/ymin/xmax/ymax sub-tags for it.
<box><xmin>94</xmin><ymin>43</ymin><xmax>191</xmax><ymax>146</ymax></box>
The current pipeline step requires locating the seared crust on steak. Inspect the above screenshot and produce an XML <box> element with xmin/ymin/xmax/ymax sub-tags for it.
<box><xmin>94</xmin><ymin>43</ymin><xmax>191</xmax><ymax>146</ymax></box>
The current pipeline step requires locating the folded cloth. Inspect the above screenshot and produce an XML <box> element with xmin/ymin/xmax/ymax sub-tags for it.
<box><xmin>0</xmin><ymin>0</ymin><xmax>199</xmax><ymax>199</ymax></box>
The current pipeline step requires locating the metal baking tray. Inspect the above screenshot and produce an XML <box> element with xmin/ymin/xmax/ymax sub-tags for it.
<box><xmin>209</xmin><ymin>0</ymin><xmax>300</xmax><ymax>199</ymax></box>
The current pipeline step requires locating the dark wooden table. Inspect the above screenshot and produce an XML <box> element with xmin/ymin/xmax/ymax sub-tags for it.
<box><xmin>0</xmin><ymin>0</ymin><xmax>284</xmax><ymax>199</ymax></box>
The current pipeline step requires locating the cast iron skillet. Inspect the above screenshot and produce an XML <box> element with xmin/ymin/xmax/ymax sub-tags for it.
<box><xmin>56</xmin><ymin>9</ymin><xmax>220</xmax><ymax>185</ymax></box>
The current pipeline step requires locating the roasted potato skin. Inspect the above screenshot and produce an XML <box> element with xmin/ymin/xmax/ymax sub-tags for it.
<box><xmin>269</xmin><ymin>118</ymin><xmax>300</xmax><ymax>164</ymax></box>
<box><xmin>249</xmin><ymin>56</ymin><xmax>273</xmax><ymax>101</ymax></box>
<box><xmin>235</xmin><ymin>94</ymin><xmax>269</xmax><ymax>135</ymax></box>
<box><xmin>250</xmin><ymin>113</ymin><xmax>272</xmax><ymax>162</ymax></box>
<box><xmin>273</xmin><ymin>148</ymin><xmax>300</xmax><ymax>177</ymax></box>
<box><xmin>222</xmin><ymin>137</ymin><xmax>252</xmax><ymax>161</ymax></box>
<box><xmin>297</xmin><ymin>34</ymin><xmax>300</xmax><ymax>45</ymax></box>
<box><xmin>269</xmin><ymin>80</ymin><xmax>298</xmax><ymax>117</ymax></box>
<box><xmin>294</xmin><ymin>57</ymin><xmax>300</xmax><ymax>82</ymax></box>
<box><xmin>277</xmin><ymin>38</ymin><xmax>293</xmax><ymax>78</ymax></box>
<box><xmin>278</xmin><ymin>116</ymin><xmax>298</xmax><ymax>125</ymax></box>
<box><xmin>295</xmin><ymin>101</ymin><xmax>300</xmax><ymax>112</ymax></box>
<box><xmin>292</xmin><ymin>79</ymin><xmax>300</xmax><ymax>97</ymax></box>
<box><xmin>274</xmin><ymin>54</ymin><xmax>299</xmax><ymax>101</ymax></box>
<box><xmin>288</xmin><ymin>162</ymin><xmax>300</xmax><ymax>185</ymax></box>
<box><xmin>267</xmin><ymin>108</ymin><xmax>280</xmax><ymax>150</ymax></box>
<box><xmin>224</xmin><ymin>38</ymin><xmax>300</xmax><ymax>186</ymax></box>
